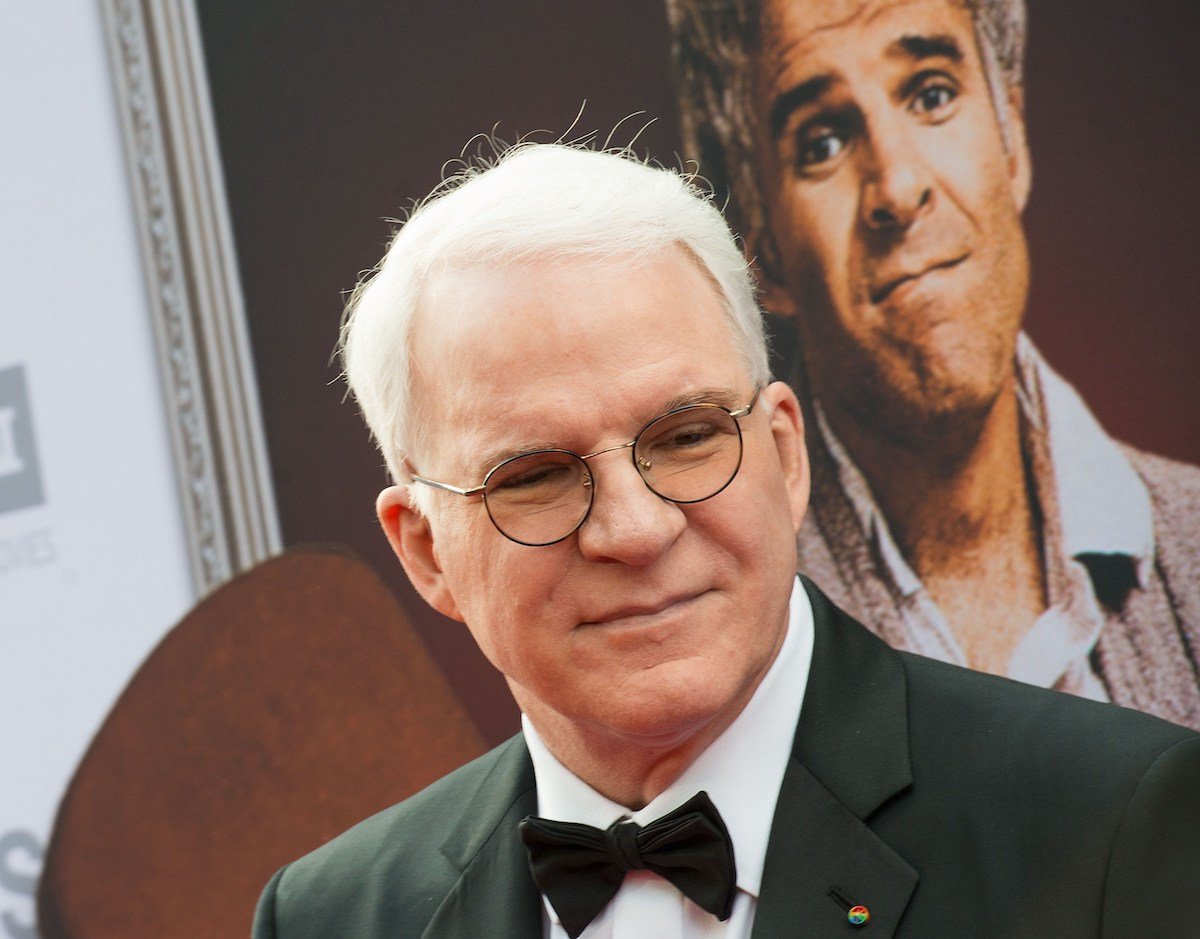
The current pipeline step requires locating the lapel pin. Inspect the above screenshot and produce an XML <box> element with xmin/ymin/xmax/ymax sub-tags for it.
<box><xmin>847</xmin><ymin>904</ymin><xmax>870</xmax><ymax>926</ymax></box>
<box><xmin>829</xmin><ymin>888</ymin><xmax>871</xmax><ymax>927</ymax></box>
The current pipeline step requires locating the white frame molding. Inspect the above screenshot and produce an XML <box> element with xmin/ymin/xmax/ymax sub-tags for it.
<box><xmin>101</xmin><ymin>0</ymin><xmax>281</xmax><ymax>594</ymax></box>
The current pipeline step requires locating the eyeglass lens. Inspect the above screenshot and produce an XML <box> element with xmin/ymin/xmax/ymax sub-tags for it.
<box><xmin>482</xmin><ymin>405</ymin><xmax>744</xmax><ymax>546</ymax></box>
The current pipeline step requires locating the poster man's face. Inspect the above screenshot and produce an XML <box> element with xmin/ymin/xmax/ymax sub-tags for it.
<box><xmin>751</xmin><ymin>0</ymin><xmax>1032</xmax><ymax>439</ymax></box>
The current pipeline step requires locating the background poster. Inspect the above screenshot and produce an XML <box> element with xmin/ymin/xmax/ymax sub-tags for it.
<box><xmin>198</xmin><ymin>0</ymin><xmax>1199</xmax><ymax>742</ymax></box>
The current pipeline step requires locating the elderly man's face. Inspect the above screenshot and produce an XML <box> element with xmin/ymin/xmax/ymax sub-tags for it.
<box><xmin>379</xmin><ymin>246</ymin><xmax>808</xmax><ymax>752</ymax></box>
<box><xmin>751</xmin><ymin>0</ymin><xmax>1031</xmax><ymax>438</ymax></box>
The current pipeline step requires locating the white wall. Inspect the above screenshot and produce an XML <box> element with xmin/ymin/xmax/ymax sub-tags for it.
<box><xmin>0</xmin><ymin>3</ymin><xmax>195</xmax><ymax>935</ymax></box>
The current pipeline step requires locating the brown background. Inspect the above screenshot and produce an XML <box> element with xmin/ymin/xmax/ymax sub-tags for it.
<box><xmin>197</xmin><ymin>1</ymin><xmax>1200</xmax><ymax>746</ymax></box>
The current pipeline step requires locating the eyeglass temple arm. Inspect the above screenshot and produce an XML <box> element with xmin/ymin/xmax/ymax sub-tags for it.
<box><xmin>411</xmin><ymin>475</ymin><xmax>485</xmax><ymax>497</ymax></box>
<box><xmin>730</xmin><ymin>389</ymin><xmax>761</xmax><ymax>420</ymax></box>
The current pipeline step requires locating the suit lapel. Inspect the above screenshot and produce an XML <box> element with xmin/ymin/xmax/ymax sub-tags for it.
<box><xmin>753</xmin><ymin>578</ymin><xmax>918</xmax><ymax>937</ymax></box>
<box><xmin>423</xmin><ymin>737</ymin><xmax>543</xmax><ymax>939</ymax></box>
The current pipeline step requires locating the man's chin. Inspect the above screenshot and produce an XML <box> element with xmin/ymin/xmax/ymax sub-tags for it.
<box><xmin>566</xmin><ymin>673</ymin><xmax>742</xmax><ymax>750</ymax></box>
<box><xmin>813</xmin><ymin>332</ymin><xmax>1011</xmax><ymax>450</ymax></box>
<box><xmin>823</xmin><ymin>365</ymin><xmax>1005</xmax><ymax>458</ymax></box>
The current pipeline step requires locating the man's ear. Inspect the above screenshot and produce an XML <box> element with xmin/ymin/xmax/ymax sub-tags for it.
<box><xmin>1005</xmin><ymin>85</ymin><xmax>1033</xmax><ymax>213</ymax></box>
<box><xmin>376</xmin><ymin>485</ymin><xmax>464</xmax><ymax>623</ymax></box>
<box><xmin>746</xmin><ymin>230</ymin><xmax>800</xmax><ymax>318</ymax></box>
<box><xmin>763</xmin><ymin>381</ymin><xmax>810</xmax><ymax>533</ymax></box>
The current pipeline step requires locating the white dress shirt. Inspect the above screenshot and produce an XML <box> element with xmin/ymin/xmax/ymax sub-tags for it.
<box><xmin>523</xmin><ymin>577</ymin><xmax>815</xmax><ymax>939</ymax></box>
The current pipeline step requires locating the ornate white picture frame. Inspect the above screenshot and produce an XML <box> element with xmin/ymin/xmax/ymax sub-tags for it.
<box><xmin>103</xmin><ymin>0</ymin><xmax>280</xmax><ymax>593</ymax></box>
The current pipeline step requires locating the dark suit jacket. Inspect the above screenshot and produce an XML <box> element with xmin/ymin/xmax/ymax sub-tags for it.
<box><xmin>253</xmin><ymin>579</ymin><xmax>1200</xmax><ymax>937</ymax></box>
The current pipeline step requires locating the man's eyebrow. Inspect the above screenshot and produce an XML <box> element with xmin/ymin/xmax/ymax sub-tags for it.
<box><xmin>660</xmin><ymin>386</ymin><xmax>745</xmax><ymax>412</ymax></box>
<box><xmin>473</xmin><ymin>438</ymin><xmax>560</xmax><ymax>477</ymax></box>
<box><xmin>767</xmin><ymin>34</ymin><xmax>965</xmax><ymax>140</ymax></box>
<box><xmin>887</xmin><ymin>33</ymin><xmax>965</xmax><ymax>65</ymax></box>
<box><xmin>768</xmin><ymin>74</ymin><xmax>833</xmax><ymax>141</ymax></box>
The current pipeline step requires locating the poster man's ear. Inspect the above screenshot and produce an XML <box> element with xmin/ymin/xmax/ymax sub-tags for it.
<box><xmin>1005</xmin><ymin>85</ymin><xmax>1033</xmax><ymax>213</ymax></box>
<box><xmin>376</xmin><ymin>485</ymin><xmax>464</xmax><ymax>623</ymax></box>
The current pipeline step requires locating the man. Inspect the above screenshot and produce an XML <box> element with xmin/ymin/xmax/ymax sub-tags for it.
<box><xmin>667</xmin><ymin>0</ymin><xmax>1200</xmax><ymax>727</ymax></box>
<box><xmin>253</xmin><ymin>144</ymin><xmax>1199</xmax><ymax>937</ymax></box>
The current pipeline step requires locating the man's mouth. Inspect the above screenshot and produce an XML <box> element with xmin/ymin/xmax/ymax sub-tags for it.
<box><xmin>868</xmin><ymin>254</ymin><xmax>969</xmax><ymax>305</ymax></box>
<box><xmin>582</xmin><ymin>591</ymin><xmax>705</xmax><ymax>628</ymax></box>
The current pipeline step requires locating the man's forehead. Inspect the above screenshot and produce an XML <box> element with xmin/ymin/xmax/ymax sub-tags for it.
<box><xmin>759</xmin><ymin>0</ymin><xmax>973</xmax><ymax>77</ymax></box>
<box><xmin>410</xmin><ymin>249</ymin><xmax>713</xmax><ymax>363</ymax></box>
<box><xmin>407</xmin><ymin>248</ymin><xmax>744</xmax><ymax>475</ymax></box>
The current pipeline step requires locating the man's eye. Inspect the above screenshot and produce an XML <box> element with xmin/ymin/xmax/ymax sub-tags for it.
<box><xmin>641</xmin><ymin>421</ymin><xmax>725</xmax><ymax>466</ymax></box>
<box><xmin>911</xmin><ymin>82</ymin><xmax>957</xmax><ymax>116</ymax></box>
<box><xmin>797</xmin><ymin>128</ymin><xmax>846</xmax><ymax>168</ymax></box>
<box><xmin>491</xmin><ymin>462</ymin><xmax>572</xmax><ymax>492</ymax></box>
<box><xmin>663</xmin><ymin>423</ymin><xmax>719</xmax><ymax>449</ymax></box>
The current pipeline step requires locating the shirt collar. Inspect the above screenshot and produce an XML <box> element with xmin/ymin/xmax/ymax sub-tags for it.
<box><xmin>1013</xmin><ymin>334</ymin><xmax>1155</xmax><ymax>585</ymax></box>
<box><xmin>523</xmin><ymin>576</ymin><xmax>814</xmax><ymax>903</ymax></box>
<box><xmin>811</xmin><ymin>401</ymin><xmax>923</xmax><ymax>597</ymax></box>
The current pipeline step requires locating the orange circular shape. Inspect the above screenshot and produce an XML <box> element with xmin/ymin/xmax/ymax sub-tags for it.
<box><xmin>848</xmin><ymin>904</ymin><xmax>870</xmax><ymax>925</ymax></box>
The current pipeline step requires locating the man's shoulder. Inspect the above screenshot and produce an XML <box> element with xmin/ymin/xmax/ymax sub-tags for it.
<box><xmin>898</xmin><ymin>648</ymin><xmax>1196</xmax><ymax>776</ymax></box>
<box><xmin>802</xmin><ymin>575</ymin><xmax>1198</xmax><ymax>814</ymax></box>
<box><xmin>824</xmin><ymin>597</ymin><xmax>1200</xmax><ymax>935</ymax></box>
<box><xmin>312</xmin><ymin>734</ymin><xmax>520</xmax><ymax>854</ymax></box>
<box><xmin>1120</xmin><ymin>445</ymin><xmax>1200</xmax><ymax>624</ymax></box>
<box><xmin>1121</xmin><ymin>443</ymin><xmax>1200</xmax><ymax>517</ymax></box>
<box><xmin>259</xmin><ymin>735</ymin><xmax>531</xmax><ymax>936</ymax></box>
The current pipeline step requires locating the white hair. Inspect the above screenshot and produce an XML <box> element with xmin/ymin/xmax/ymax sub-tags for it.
<box><xmin>340</xmin><ymin>142</ymin><xmax>771</xmax><ymax>496</ymax></box>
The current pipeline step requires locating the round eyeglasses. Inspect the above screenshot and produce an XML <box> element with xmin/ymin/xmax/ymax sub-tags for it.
<box><xmin>411</xmin><ymin>391</ymin><xmax>761</xmax><ymax>546</ymax></box>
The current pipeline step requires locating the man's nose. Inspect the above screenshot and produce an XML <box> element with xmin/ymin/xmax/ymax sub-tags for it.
<box><xmin>859</xmin><ymin>119</ymin><xmax>933</xmax><ymax>231</ymax></box>
<box><xmin>575</xmin><ymin>454</ymin><xmax>686</xmax><ymax>566</ymax></box>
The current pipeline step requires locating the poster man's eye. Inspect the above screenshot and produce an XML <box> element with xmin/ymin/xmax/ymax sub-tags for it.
<box><xmin>798</xmin><ymin>128</ymin><xmax>846</xmax><ymax>167</ymax></box>
<box><xmin>911</xmin><ymin>82</ymin><xmax>957</xmax><ymax>116</ymax></box>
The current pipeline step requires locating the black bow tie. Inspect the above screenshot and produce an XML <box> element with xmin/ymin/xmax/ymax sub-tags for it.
<box><xmin>518</xmin><ymin>790</ymin><xmax>737</xmax><ymax>939</ymax></box>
